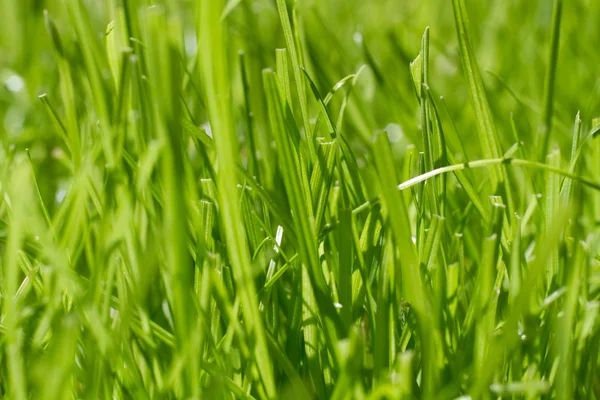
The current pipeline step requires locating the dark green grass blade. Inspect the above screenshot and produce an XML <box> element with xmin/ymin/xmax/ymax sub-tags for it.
<box><xmin>539</xmin><ymin>0</ymin><xmax>563</xmax><ymax>161</ymax></box>
<box><xmin>372</xmin><ymin>131</ymin><xmax>442</xmax><ymax>397</ymax></box>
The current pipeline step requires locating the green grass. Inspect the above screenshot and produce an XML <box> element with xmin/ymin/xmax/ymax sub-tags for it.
<box><xmin>2</xmin><ymin>0</ymin><xmax>600</xmax><ymax>398</ymax></box>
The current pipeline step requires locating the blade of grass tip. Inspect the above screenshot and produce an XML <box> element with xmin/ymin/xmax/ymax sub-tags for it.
<box><xmin>561</xmin><ymin>112</ymin><xmax>582</xmax><ymax>206</ymax></box>
<box><xmin>591</xmin><ymin>118</ymin><xmax>600</xmax><ymax>138</ymax></box>
<box><xmin>337</xmin><ymin>135</ymin><xmax>368</xmax><ymax>204</ymax></box>
<box><xmin>182</xmin><ymin>118</ymin><xmax>215</xmax><ymax>150</ymax></box>
<box><xmin>263</xmin><ymin>69</ymin><xmax>343</xmax><ymax>367</ymax></box>
<box><xmin>410</xmin><ymin>28</ymin><xmax>444</xmax><ymax>216</ymax></box>
<box><xmin>105</xmin><ymin>8</ymin><xmax>129</xmax><ymax>89</ymax></box>
<box><xmin>128</xmin><ymin>44</ymin><xmax>153</xmax><ymax>152</ymax></box>
<box><xmin>397</xmin><ymin>157</ymin><xmax>600</xmax><ymax>194</ymax></box>
<box><xmin>222</xmin><ymin>0</ymin><xmax>243</xmax><ymax>20</ymax></box>
<box><xmin>306</xmin><ymin>71</ymin><xmax>354</xmax><ymax>136</ymax></box>
<box><xmin>121</xmin><ymin>0</ymin><xmax>139</xmax><ymax>50</ymax></box>
<box><xmin>292</xmin><ymin>4</ymin><xmax>309</xmax><ymax>115</ymax></box>
<box><xmin>44</xmin><ymin>10</ymin><xmax>81</xmax><ymax>169</ymax></box>
<box><xmin>439</xmin><ymin>95</ymin><xmax>469</xmax><ymax>160</ymax></box>
<box><xmin>198</xmin><ymin>2</ymin><xmax>276</xmax><ymax>397</ymax></box>
<box><xmin>538</xmin><ymin>0</ymin><xmax>563</xmax><ymax>162</ymax></box>
<box><xmin>303</xmin><ymin>68</ymin><xmax>335</xmax><ymax>140</ymax></box>
<box><xmin>236</xmin><ymin>166</ymin><xmax>298</xmax><ymax>245</ymax></box>
<box><xmin>419</xmin><ymin>28</ymin><xmax>434</xmax><ymax>173</ymax></box>
<box><xmin>372</xmin><ymin>131</ymin><xmax>442</xmax><ymax>397</ymax></box>
<box><xmin>420</xmin><ymin>214</ymin><xmax>443</xmax><ymax>272</ymax></box>
<box><xmin>509</xmin><ymin>112</ymin><xmax>530</xmax><ymax>164</ymax></box>
<box><xmin>66</xmin><ymin>0</ymin><xmax>115</xmax><ymax>165</ymax></box>
<box><xmin>276</xmin><ymin>48</ymin><xmax>293</xmax><ymax>110</ymax></box>
<box><xmin>38</xmin><ymin>94</ymin><xmax>72</xmax><ymax>163</ymax></box>
<box><xmin>409</xmin><ymin>52</ymin><xmax>423</xmax><ymax>100</ymax></box>
<box><xmin>275</xmin><ymin>0</ymin><xmax>314</xmax><ymax>158</ymax></box>
<box><xmin>111</xmin><ymin>50</ymin><xmax>134</xmax><ymax>164</ymax></box>
<box><xmin>335</xmin><ymin>66</ymin><xmax>367</xmax><ymax>134</ymax></box>
<box><xmin>451</xmin><ymin>0</ymin><xmax>503</xmax><ymax>187</ymax></box>
<box><xmin>25</xmin><ymin>150</ymin><xmax>53</xmax><ymax>237</ymax></box>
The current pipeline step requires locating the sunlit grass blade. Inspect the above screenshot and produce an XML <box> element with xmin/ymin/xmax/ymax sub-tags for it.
<box><xmin>4</xmin><ymin>1</ymin><xmax>600</xmax><ymax>398</ymax></box>
<box><xmin>275</xmin><ymin>0</ymin><xmax>313</xmax><ymax>157</ymax></box>
<box><xmin>199</xmin><ymin>1</ymin><xmax>276</xmax><ymax>396</ymax></box>
<box><xmin>451</xmin><ymin>0</ymin><xmax>503</xmax><ymax>187</ymax></box>
<box><xmin>263</xmin><ymin>69</ymin><xmax>343</xmax><ymax>369</ymax></box>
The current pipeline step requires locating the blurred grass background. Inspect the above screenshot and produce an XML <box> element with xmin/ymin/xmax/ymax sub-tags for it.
<box><xmin>3</xmin><ymin>0</ymin><xmax>600</xmax><ymax>165</ymax></box>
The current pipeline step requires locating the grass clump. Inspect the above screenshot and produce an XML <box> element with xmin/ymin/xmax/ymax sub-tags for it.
<box><xmin>1</xmin><ymin>0</ymin><xmax>600</xmax><ymax>398</ymax></box>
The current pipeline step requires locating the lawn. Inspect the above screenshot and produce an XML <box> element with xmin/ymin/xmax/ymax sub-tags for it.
<box><xmin>1</xmin><ymin>0</ymin><xmax>600</xmax><ymax>398</ymax></box>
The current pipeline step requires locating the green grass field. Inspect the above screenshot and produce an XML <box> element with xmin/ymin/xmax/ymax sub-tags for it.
<box><xmin>1</xmin><ymin>0</ymin><xmax>600</xmax><ymax>398</ymax></box>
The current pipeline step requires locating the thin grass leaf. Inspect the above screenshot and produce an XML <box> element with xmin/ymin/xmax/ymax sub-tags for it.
<box><xmin>199</xmin><ymin>1</ymin><xmax>276</xmax><ymax>396</ymax></box>
<box><xmin>539</xmin><ymin>0</ymin><xmax>564</xmax><ymax>161</ymax></box>
<box><xmin>451</xmin><ymin>0</ymin><xmax>503</xmax><ymax>186</ymax></box>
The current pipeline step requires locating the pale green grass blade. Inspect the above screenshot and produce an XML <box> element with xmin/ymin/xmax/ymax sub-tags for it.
<box><xmin>561</xmin><ymin>112</ymin><xmax>582</xmax><ymax>206</ymax></box>
<box><xmin>275</xmin><ymin>0</ymin><xmax>313</xmax><ymax>157</ymax></box>
<box><xmin>545</xmin><ymin>149</ymin><xmax>560</xmax><ymax>286</ymax></box>
<box><xmin>65</xmin><ymin>0</ymin><xmax>115</xmax><ymax>165</ymax></box>
<box><xmin>142</xmin><ymin>7</ymin><xmax>198</xmax><ymax>394</ymax></box>
<box><xmin>473</xmin><ymin>202</ymin><xmax>504</xmax><ymax>372</ymax></box>
<box><xmin>3</xmin><ymin>163</ymin><xmax>31</xmax><ymax>400</ymax></box>
<box><xmin>198</xmin><ymin>1</ymin><xmax>276</xmax><ymax>396</ymax></box>
<box><xmin>397</xmin><ymin>157</ymin><xmax>600</xmax><ymax>193</ymax></box>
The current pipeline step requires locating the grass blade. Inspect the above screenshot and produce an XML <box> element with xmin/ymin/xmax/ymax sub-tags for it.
<box><xmin>451</xmin><ymin>0</ymin><xmax>503</xmax><ymax>187</ymax></box>
<box><xmin>199</xmin><ymin>1</ymin><xmax>276</xmax><ymax>396</ymax></box>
